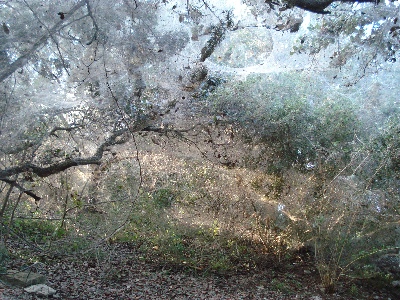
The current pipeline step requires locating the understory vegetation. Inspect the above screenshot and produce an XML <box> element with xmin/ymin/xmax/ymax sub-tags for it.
<box><xmin>1</xmin><ymin>72</ymin><xmax>399</xmax><ymax>296</ymax></box>
<box><xmin>1</xmin><ymin>1</ymin><xmax>400</xmax><ymax>298</ymax></box>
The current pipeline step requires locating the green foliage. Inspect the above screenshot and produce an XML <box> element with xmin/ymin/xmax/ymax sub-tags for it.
<box><xmin>349</xmin><ymin>283</ymin><xmax>359</xmax><ymax>296</ymax></box>
<box><xmin>270</xmin><ymin>278</ymin><xmax>293</xmax><ymax>294</ymax></box>
<box><xmin>210</xmin><ymin>255</ymin><xmax>231</xmax><ymax>273</ymax></box>
<box><xmin>111</xmin><ymin>189</ymin><xmax>265</xmax><ymax>275</ymax></box>
<box><xmin>207</xmin><ymin>73</ymin><xmax>360</xmax><ymax>171</ymax></box>
<box><xmin>12</xmin><ymin>219</ymin><xmax>65</xmax><ymax>243</ymax></box>
<box><xmin>291</xmin><ymin>14</ymin><xmax>370</xmax><ymax>57</ymax></box>
<box><xmin>313</xmin><ymin>98</ymin><xmax>359</xmax><ymax>149</ymax></box>
<box><xmin>294</xmin><ymin>172</ymin><xmax>398</xmax><ymax>293</ymax></box>
<box><xmin>152</xmin><ymin>188</ymin><xmax>175</xmax><ymax>208</ymax></box>
<box><xmin>366</xmin><ymin>116</ymin><xmax>400</xmax><ymax>185</ymax></box>
<box><xmin>61</xmin><ymin>236</ymin><xmax>93</xmax><ymax>254</ymax></box>
<box><xmin>71</xmin><ymin>190</ymin><xmax>83</xmax><ymax>209</ymax></box>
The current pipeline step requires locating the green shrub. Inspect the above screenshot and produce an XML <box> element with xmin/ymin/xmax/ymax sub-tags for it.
<box><xmin>313</xmin><ymin>98</ymin><xmax>360</xmax><ymax>151</ymax></box>
<box><xmin>270</xmin><ymin>278</ymin><xmax>293</xmax><ymax>294</ymax></box>
<box><xmin>365</xmin><ymin>115</ymin><xmax>400</xmax><ymax>185</ymax></box>
<box><xmin>210</xmin><ymin>255</ymin><xmax>231</xmax><ymax>273</ymax></box>
<box><xmin>206</xmin><ymin>73</ymin><xmax>361</xmax><ymax>172</ymax></box>
<box><xmin>12</xmin><ymin>219</ymin><xmax>64</xmax><ymax>243</ymax></box>
<box><xmin>152</xmin><ymin>188</ymin><xmax>176</xmax><ymax>208</ymax></box>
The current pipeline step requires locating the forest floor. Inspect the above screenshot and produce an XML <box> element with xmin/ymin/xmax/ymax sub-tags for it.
<box><xmin>0</xmin><ymin>242</ymin><xmax>398</xmax><ymax>300</ymax></box>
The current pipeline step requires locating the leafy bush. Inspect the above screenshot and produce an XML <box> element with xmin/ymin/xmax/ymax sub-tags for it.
<box><xmin>12</xmin><ymin>219</ymin><xmax>65</xmax><ymax>243</ymax></box>
<box><xmin>204</xmin><ymin>73</ymin><xmax>400</xmax><ymax>291</ymax></box>
<box><xmin>207</xmin><ymin>73</ymin><xmax>361</xmax><ymax>173</ymax></box>
<box><xmin>365</xmin><ymin>116</ymin><xmax>400</xmax><ymax>186</ymax></box>
<box><xmin>279</xmin><ymin>166</ymin><xmax>399</xmax><ymax>293</ymax></box>
<box><xmin>152</xmin><ymin>188</ymin><xmax>176</xmax><ymax>208</ymax></box>
<box><xmin>313</xmin><ymin>98</ymin><xmax>359</xmax><ymax>149</ymax></box>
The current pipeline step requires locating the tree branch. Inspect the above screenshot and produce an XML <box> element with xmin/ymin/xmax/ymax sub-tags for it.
<box><xmin>0</xmin><ymin>178</ymin><xmax>41</xmax><ymax>201</ymax></box>
<box><xmin>85</xmin><ymin>0</ymin><xmax>100</xmax><ymax>45</ymax></box>
<box><xmin>49</xmin><ymin>125</ymin><xmax>82</xmax><ymax>137</ymax></box>
<box><xmin>0</xmin><ymin>129</ymin><xmax>129</xmax><ymax>179</ymax></box>
<box><xmin>0</xmin><ymin>0</ymin><xmax>86</xmax><ymax>83</ymax></box>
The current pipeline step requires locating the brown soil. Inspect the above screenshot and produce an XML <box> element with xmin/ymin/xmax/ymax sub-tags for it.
<box><xmin>1</xmin><ymin>242</ymin><xmax>398</xmax><ymax>300</ymax></box>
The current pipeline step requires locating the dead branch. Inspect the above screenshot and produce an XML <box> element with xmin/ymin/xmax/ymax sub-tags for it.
<box><xmin>0</xmin><ymin>178</ymin><xmax>41</xmax><ymax>201</ymax></box>
<box><xmin>85</xmin><ymin>0</ymin><xmax>100</xmax><ymax>45</ymax></box>
<box><xmin>0</xmin><ymin>0</ymin><xmax>86</xmax><ymax>83</ymax></box>
<box><xmin>49</xmin><ymin>125</ymin><xmax>83</xmax><ymax>137</ymax></box>
<box><xmin>0</xmin><ymin>128</ymin><xmax>129</xmax><ymax>179</ymax></box>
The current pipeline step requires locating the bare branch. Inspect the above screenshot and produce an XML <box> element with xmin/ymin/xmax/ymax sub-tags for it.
<box><xmin>49</xmin><ymin>125</ymin><xmax>83</xmax><ymax>137</ymax></box>
<box><xmin>0</xmin><ymin>129</ymin><xmax>129</xmax><ymax>179</ymax></box>
<box><xmin>85</xmin><ymin>0</ymin><xmax>100</xmax><ymax>45</ymax></box>
<box><xmin>0</xmin><ymin>0</ymin><xmax>86</xmax><ymax>83</ymax></box>
<box><xmin>0</xmin><ymin>178</ymin><xmax>41</xmax><ymax>201</ymax></box>
<box><xmin>22</xmin><ymin>0</ymin><xmax>71</xmax><ymax>77</ymax></box>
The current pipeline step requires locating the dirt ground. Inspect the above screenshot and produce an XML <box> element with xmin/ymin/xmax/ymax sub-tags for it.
<box><xmin>1</xmin><ymin>243</ymin><xmax>398</xmax><ymax>300</ymax></box>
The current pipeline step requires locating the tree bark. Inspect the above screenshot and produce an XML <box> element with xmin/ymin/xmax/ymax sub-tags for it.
<box><xmin>0</xmin><ymin>129</ymin><xmax>128</xmax><ymax>179</ymax></box>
